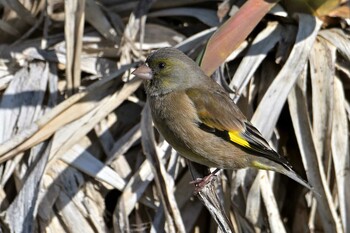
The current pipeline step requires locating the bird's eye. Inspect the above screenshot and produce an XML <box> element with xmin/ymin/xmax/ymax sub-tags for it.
<box><xmin>158</xmin><ymin>62</ymin><xmax>166</xmax><ymax>69</ymax></box>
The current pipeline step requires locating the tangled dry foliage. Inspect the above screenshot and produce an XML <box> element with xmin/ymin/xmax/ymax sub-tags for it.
<box><xmin>0</xmin><ymin>0</ymin><xmax>349</xmax><ymax>232</ymax></box>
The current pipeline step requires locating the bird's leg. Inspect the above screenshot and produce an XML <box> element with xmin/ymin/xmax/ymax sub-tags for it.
<box><xmin>190</xmin><ymin>168</ymin><xmax>221</xmax><ymax>193</ymax></box>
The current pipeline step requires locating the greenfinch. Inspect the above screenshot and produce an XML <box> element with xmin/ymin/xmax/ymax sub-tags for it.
<box><xmin>133</xmin><ymin>47</ymin><xmax>311</xmax><ymax>190</ymax></box>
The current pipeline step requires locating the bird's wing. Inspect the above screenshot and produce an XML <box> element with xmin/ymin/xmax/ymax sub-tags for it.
<box><xmin>185</xmin><ymin>87</ymin><xmax>291</xmax><ymax>169</ymax></box>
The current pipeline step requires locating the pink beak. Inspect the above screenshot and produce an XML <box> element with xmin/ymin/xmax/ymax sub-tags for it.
<box><xmin>132</xmin><ymin>64</ymin><xmax>153</xmax><ymax>80</ymax></box>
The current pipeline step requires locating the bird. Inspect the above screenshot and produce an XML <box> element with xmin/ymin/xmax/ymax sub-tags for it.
<box><xmin>132</xmin><ymin>47</ymin><xmax>312</xmax><ymax>191</ymax></box>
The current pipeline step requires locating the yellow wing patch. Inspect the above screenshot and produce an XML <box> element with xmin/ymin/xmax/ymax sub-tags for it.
<box><xmin>228</xmin><ymin>131</ymin><xmax>251</xmax><ymax>148</ymax></box>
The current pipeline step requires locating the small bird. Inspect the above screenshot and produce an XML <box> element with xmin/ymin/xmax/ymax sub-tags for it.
<box><xmin>132</xmin><ymin>47</ymin><xmax>311</xmax><ymax>190</ymax></box>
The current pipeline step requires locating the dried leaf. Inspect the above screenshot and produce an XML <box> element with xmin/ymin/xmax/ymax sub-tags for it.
<box><xmin>230</xmin><ymin>22</ymin><xmax>282</xmax><ymax>95</ymax></box>
<box><xmin>331</xmin><ymin>77</ymin><xmax>350</xmax><ymax>233</ymax></box>
<box><xmin>4</xmin><ymin>140</ymin><xmax>51</xmax><ymax>233</ymax></box>
<box><xmin>251</xmin><ymin>14</ymin><xmax>322</xmax><ymax>138</ymax></box>
<box><xmin>288</xmin><ymin>67</ymin><xmax>343</xmax><ymax>233</ymax></box>
<box><xmin>61</xmin><ymin>144</ymin><xmax>126</xmax><ymax>190</ymax></box>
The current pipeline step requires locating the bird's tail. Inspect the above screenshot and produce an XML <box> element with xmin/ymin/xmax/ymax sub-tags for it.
<box><xmin>251</xmin><ymin>159</ymin><xmax>313</xmax><ymax>191</ymax></box>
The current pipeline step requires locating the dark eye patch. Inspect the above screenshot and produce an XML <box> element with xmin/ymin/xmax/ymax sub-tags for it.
<box><xmin>158</xmin><ymin>62</ymin><xmax>166</xmax><ymax>69</ymax></box>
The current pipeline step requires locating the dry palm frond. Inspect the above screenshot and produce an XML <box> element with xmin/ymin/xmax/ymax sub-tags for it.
<box><xmin>0</xmin><ymin>0</ymin><xmax>349</xmax><ymax>233</ymax></box>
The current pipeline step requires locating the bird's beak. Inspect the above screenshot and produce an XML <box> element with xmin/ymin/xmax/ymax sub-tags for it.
<box><xmin>132</xmin><ymin>64</ymin><xmax>153</xmax><ymax>80</ymax></box>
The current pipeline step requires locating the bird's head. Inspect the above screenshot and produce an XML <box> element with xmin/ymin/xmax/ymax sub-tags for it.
<box><xmin>132</xmin><ymin>47</ymin><xmax>205</xmax><ymax>96</ymax></box>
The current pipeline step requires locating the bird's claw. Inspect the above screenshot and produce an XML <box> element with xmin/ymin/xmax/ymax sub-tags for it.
<box><xmin>190</xmin><ymin>173</ymin><xmax>217</xmax><ymax>194</ymax></box>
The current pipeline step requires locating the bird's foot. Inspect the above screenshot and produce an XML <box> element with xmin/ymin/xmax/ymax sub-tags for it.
<box><xmin>190</xmin><ymin>169</ymin><xmax>220</xmax><ymax>194</ymax></box>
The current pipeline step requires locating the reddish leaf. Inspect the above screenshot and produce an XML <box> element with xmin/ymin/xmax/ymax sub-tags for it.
<box><xmin>200</xmin><ymin>0</ymin><xmax>279</xmax><ymax>76</ymax></box>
